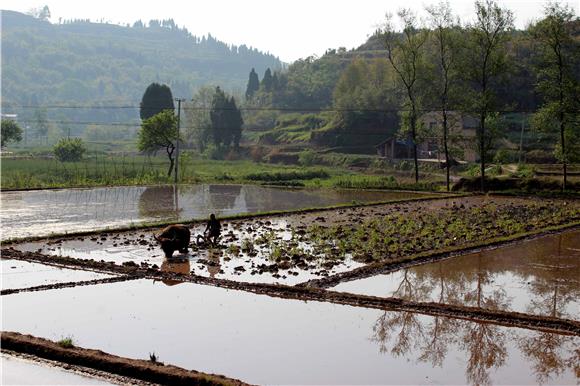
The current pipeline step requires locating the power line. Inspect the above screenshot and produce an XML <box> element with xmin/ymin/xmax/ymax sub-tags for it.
<box><xmin>6</xmin><ymin>104</ymin><xmax>579</xmax><ymax>114</ymax></box>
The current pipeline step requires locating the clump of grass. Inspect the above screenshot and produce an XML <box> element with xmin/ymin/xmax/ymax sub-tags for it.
<box><xmin>241</xmin><ymin>238</ymin><xmax>254</xmax><ymax>253</ymax></box>
<box><xmin>227</xmin><ymin>244</ymin><xmax>241</xmax><ymax>255</ymax></box>
<box><xmin>57</xmin><ymin>336</ymin><xmax>75</xmax><ymax>348</ymax></box>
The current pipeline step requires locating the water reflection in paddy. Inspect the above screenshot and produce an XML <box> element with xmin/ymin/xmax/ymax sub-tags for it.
<box><xmin>2</xmin><ymin>280</ymin><xmax>578</xmax><ymax>385</ymax></box>
<box><xmin>334</xmin><ymin>230</ymin><xmax>580</xmax><ymax>319</ymax></box>
<box><xmin>1</xmin><ymin>184</ymin><xmax>427</xmax><ymax>240</ymax></box>
<box><xmin>1</xmin><ymin>259</ymin><xmax>114</xmax><ymax>291</ymax></box>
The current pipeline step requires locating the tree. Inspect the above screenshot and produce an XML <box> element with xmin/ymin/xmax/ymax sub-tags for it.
<box><xmin>228</xmin><ymin>96</ymin><xmax>244</xmax><ymax>150</ymax></box>
<box><xmin>138</xmin><ymin>110</ymin><xmax>179</xmax><ymax>176</ymax></box>
<box><xmin>185</xmin><ymin>86</ymin><xmax>214</xmax><ymax>152</ymax></box>
<box><xmin>140</xmin><ymin>83</ymin><xmax>175</xmax><ymax>121</ymax></box>
<box><xmin>53</xmin><ymin>138</ymin><xmax>86</xmax><ymax>162</ymax></box>
<box><xmin>530</xmin><ymin>2</ymin><xmax>579</xmax><ymax>190</ymax></box>
<box><xmin>33</xmin><ymin>108</ymin><xmax>50</xmax><ymax>144</ymax></box>
<box><xmin>384</xmin><ymin>9</ymin><xmax>428</xmax><ymax>183</ymax></box>
<box><xmin>1</xmin><ymin>119</ymin><xmax>23</xmax><ymax>147</ymax></box>
<box><xmin>463</xmin><ymin>0</ymin><xmax>514</xmax><ymax>191</ymax></box>
<box><xmin>209</xmin><ymin>87</ymin><xmax>243</xmax><ymax>149</ymax></box>
<box><xmin>426</xmin><ymin>1</ymin><xmax>460</xmax><ymax>191</ymax></box>
<box><xmin>245</xmin><ymin>68</ymin><xmax>260</xmax><ymax>99</ymax></box>
<box><xmin>261</xmin><ymin>68</ymin><xmax>273</xmax><ymax>92</ymax></box>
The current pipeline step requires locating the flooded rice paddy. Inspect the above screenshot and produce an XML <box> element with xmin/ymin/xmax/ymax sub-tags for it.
<box><xmin>16</xmin><ymin>217</ymin><xmax>366</xmax><ymax>285</ymax></box>
<box><xmin>2</xmin><ymin>194</ymin><xmax>579</xmax><ymax>384</ymax></box>
<box><xmin>3</xmin><ymin>279</ymin><xmax>578</xmax><ymax>385</ymax></box>
<box><xmin>14</xmin><ymin>195</ymin><xmax>579</xmax><ymax>286</ymax></box>
<box><xmin>1</xmin><ymin>259</ymin><xmax>114</xmax><ymax>291</ymax></box>
<box><xmin>0</xmin><ymin>184</ymin><xmax>428</xmax><ymax>240</ymax></box>
<box><xmin>1</xmin><ymin>352</ymin><xmax>114</xmax><ymax>385</ymax></box>
<box><xmin>334</xmin><ymin>230</ymin><xmax>580</xmax><ymax>319</ymax></box>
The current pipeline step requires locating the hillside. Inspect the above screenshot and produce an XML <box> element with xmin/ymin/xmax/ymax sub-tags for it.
<box><xmin>1</xmin><ymin>10</ymin><xmax>282</xmax><ymax>126</ymax></box>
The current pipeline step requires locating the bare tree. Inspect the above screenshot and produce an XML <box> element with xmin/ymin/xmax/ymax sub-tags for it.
<box><xmin>530</xmin><ymin>2</ymin><xmax>579</xmax><ymax>190</ymax></box>
<box><xmin>426</xmin><ymin>1</ymin><xmax>460</xmax><ymax>191</ymax></box>
<box><xmin>384</xmin><ymin>9</ymin><xmax>428</xmax><ymax>183</ymax></box>
<box><xmin>463</xmin><ymin>0</ymin><xmax>514</xmax><ymax>191</ymax></box>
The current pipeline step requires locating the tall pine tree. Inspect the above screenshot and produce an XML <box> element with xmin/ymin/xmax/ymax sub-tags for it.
<box><xmin>261</xmin><ymin>68</ymin><xmax>273</xmax><ymax>92</ymax></box>
<box><xmin>245</xmin><ymin>68</ymin><xmax>260</xmax><ymax>99</ymax></box>
<box><xmin>140</xmin><ymin>83</ymin><xmax>174</xmax><ymax>121</ymax></box>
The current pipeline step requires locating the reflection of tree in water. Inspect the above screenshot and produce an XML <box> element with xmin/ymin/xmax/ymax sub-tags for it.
<box><xmin>518</xmin><ymin>331</ymin><xmax>569</xmax><ymax>384</ymax></box>
<box><xmin>526</xmin><ymin>233</ymin><xmax>580</xmax><ymax>318</ymax></box>
<box><xmin>138</xmin><ymin>186</ymin><xmax>181</xmax><ymax>220</ymax></box>
<box><xmin>372</xmin><ymin>311</ymin><xmax>424</xmax><ymax>356</ymax></box>
<box><xmin>462</xmin><ymin>253</ymin><xmax>511</xmax><ymax>312</ymax></box>
<box><xmin>371</xmin><ymin>309</ymin><xmax>578</xmax><ymax>385</ymax></box>
<box><xmin>460</xmin><ymin>319</ymin><xmax>507</xmax><ymax>385</ymax></box>
<box><xmin>207</xmin><ymin>185</ymin><xmax>242</xmax><ymax>213</ymax></box>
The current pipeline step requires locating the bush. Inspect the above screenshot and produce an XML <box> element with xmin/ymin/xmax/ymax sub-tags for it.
<box><xmin>525</xmin><ymin>149</ymin><xmax>556</xmax><ymax>164</ymax></box>
<box><xmin>493</xmin><ymin>149</ymin><xmax>518</xmax><ymax>164</ymax></box>
<box><xmin>250</xmin><ymin>145</ymin><xmax>267</xmax><ymax>162</ymax></box>
<box><xmin>53</xmin><ymin>138</ymin><xmax>86</xmax><ymax>162</ymax></box>
<box><xmin>298</xmin><ymin>149</ymin><xmax>317</xmax><ymax>166</ymax></box>
<box><xmin>245</xmin><ymin>169</ymin><xmax>329</xmax><ymax>181</ymax></box>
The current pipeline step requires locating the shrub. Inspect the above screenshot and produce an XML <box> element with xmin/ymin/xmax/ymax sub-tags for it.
<box><xmin>53</xmin><ymin>138</ymin><xmax>86</xmax><ymax>162</ymax></box>
<box><xmin>298</xmin><ymin>149</ymin><xmax>317</xmax><ymax>166</ymax></box>
<box><xmin>250</xmin><ymin>145</ymin><xmax>267</xmax><ymax>162</ymax></box>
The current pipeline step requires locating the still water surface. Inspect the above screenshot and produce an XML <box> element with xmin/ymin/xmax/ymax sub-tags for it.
<box><xmin>1</xmin><ymin>184</ymin><xmax>426</xmax><ymax>240</ymax></box>
<box><xmin>334</xmin><ymin>230</ymin><xmax>580</xmax><ymax>319</ymax></box>
<box><xmin>1</xmin><ymin>259</ymin><xmax>114</xmax><ymax>291</ymax></box>
<box><xmin>2</xmin><ymin>279</ymin><xmax>577</xmax><ymax>385</ymax></box>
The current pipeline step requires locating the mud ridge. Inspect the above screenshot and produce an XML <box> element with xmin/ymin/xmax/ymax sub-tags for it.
<box><xmin>1</xmin><ymin>331</ymin><xmax>250</xmax><ymax>386</ymax></box>
<box><xmin>1</xmin><ymin>276</ymin><xmax>138</xmax><ymax>296</ymax></box>
<box><xmin>2</xmin><ymin>349</ymin><xmax>159</xmax><ymax>386</ymax></box>
<box><xmin>3</xmin><ymin>244</ymin><xmax>579</xmax><ymax>336</ymax></box>
<box><xmin>297</xmin><ymin>223</ymin><xmax>580</xmax><ymax>289</ymax></box>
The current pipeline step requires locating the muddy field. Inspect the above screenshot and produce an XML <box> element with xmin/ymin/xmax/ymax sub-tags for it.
<box><xmin>2</xmin><ymin>193</ymin><xmax>579</xmax><ymax>385</ymax></box>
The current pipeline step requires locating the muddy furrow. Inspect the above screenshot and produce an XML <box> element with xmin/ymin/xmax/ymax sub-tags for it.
<box><xmin>1</xmin><ymin>276</ymin><xmax>138</xmax><ymax>296</ymax></box>
<box><xmin>3</xmin><ymin>247</ymin><xmax>579</xmax><ymax>336</ymax></box>
<box><xmin>1</xmin><ymin>331</ymin><xmax>250</xmax><ymax>386</ymax></box>
<box><xmin>297</xmin><ymin>222</ymin><xmax>580</xmax><ymax>289</ymax></box>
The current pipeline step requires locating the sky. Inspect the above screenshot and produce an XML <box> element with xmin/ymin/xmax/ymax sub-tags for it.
<box><xmin>2</xmin><ymin>0</ymin><xmax>578</xmax><ymax>62</ymax></box>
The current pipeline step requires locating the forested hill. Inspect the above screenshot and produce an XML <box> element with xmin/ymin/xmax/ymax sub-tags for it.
<box><xmin>1</xmin><ymin>10</ymin><xmax>282</xmax><ymax>124</ymax></box>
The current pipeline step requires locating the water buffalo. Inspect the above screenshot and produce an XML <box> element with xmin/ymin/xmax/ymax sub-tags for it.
<box><xmin>153</xmin><ymin>224</ymin><xmax>190</xmax><ymax>258</ymax></box>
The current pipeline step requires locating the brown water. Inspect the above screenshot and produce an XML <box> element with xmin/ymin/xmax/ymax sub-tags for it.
<box><xmin>334</xmin><ymin>230</ymin><xmax>580</xmax><ymax>319</ymax></box>
<box><xmin>2</xmin><ymin>279</ymin><xmax>578</xmax><ymax>385</ymax></box>
<box><xmin>1</xmin><ymin>353</ymin><xmax>114</xmax><ymax>385</ymax></box>
<box><xmin>0</xmin><ymin>185</ymin><xmax>427</xmax><ymax>240</ymax></box>
<box><xmin>1</xmin><ymin>259</ymin><xmax>114</xmax><ymax>291</ymax></box>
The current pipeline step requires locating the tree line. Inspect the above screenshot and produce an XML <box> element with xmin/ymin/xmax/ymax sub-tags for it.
<box><xmin>242</xmin><ymin>0</ymin><xmax>579</xmax><ymax>191</ymax></box>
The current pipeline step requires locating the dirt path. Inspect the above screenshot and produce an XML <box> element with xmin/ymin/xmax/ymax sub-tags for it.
<box><xmin>1</xmin><ymin>332</ymin><xmax>250</xmax><ymax>386</ymax></box>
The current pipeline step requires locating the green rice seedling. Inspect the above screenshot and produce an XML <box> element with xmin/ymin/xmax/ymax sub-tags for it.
<box><xmin>241</xmin><ymin>238</ymin><xmax>255</xmax><ymax>253</ymax></box>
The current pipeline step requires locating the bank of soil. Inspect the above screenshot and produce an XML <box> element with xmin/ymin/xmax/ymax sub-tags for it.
<box><xmin>1</xmin><ymin>332</ymin><xmax>249</xmax><ymax>386</ymax></box>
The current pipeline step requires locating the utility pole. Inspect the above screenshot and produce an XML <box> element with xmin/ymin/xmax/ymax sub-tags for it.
<box><xmin>518</xmin><ymin>113</ymin><xmax>526</xmax><ymax>164</ymax></box>
<box><xmin>174</xmin><ymin>98</ymin><xmax>184</xmax><ymax>185</ymax></box>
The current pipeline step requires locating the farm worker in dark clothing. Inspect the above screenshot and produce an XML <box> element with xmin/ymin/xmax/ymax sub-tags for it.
<box><xmin>204</xmin><ymin>213</ymin><xmax>221</xmax><ymax>246</ymax></box>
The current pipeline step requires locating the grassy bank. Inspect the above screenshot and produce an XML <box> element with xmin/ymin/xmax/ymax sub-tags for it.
<box><xmin>1</xmin><ymin>154</ymin><xmax>447</xmax><ymax>191</ymax></box>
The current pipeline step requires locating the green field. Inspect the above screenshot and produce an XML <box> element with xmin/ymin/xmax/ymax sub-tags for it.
<box><xmin>0</xmin><ymin>151</ymin><xmax>451</xmax><ymax>191</ymax></box>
